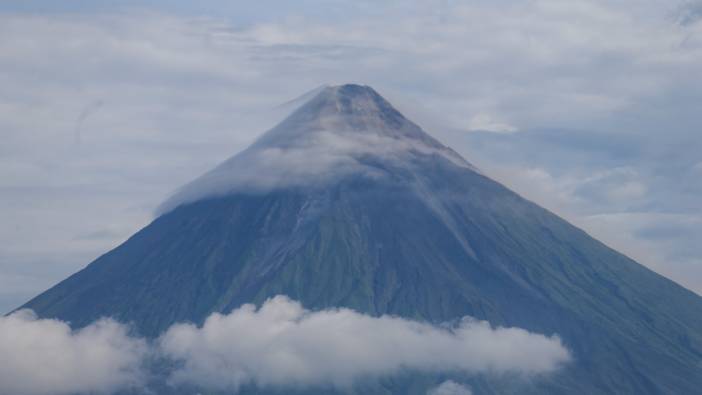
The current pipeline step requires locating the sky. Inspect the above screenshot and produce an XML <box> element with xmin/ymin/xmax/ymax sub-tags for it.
<box><xmin>1</xmin><ymin>0</ymin><xmax>701</xmax><ymax>315</ymax></box>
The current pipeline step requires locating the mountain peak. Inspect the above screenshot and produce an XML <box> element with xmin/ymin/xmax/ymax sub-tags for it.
<box><xmin>325</xmin><ymin>83</ymin><xmax>379</xmax><ymax>97</ymax></box>
<box><xmin>158</xmin><ymin>84</ymin><xmax>474</xmax><ymax>213</ymax></box>
<box><xmin>255</xmin><ymin>83</ymin><xmax>425</xmax><ymax>147</ymax></box>
<box><xmin>314</xmin><ymin>83</ymin><xmax>409</xmax><ymax>130</ymax></box>
<box><xmin>315</xmin><ymin>83</ymin><xmax>401</xmax><ymax>121</ymax></box>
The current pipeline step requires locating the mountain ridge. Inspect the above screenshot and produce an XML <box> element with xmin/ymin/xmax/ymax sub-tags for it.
<box><xmin>19</xmin><ymin>84</ymin><xmax>702</xmax><ymax>394</ymax></box>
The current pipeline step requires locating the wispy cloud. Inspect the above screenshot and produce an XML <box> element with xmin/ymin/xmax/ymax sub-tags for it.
<box><xmin>676</xmin><ymin>0</ymin><xmax>702</xmax><ymax>26</ymax></box>
<box><xmin>157</xmin><ymin>89</ymin><xmax>473</xmax><ymax>214</ymax></box>
<box><xmin>458</xmin><ymin>128</ymin><xmax>702</xmax><ymax>294</ymax></box>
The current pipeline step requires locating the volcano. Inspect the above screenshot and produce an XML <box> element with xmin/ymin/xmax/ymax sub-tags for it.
<box><xmin>21</xmin><ymin>84</ymin><xmax>702</xmax><ymax>394</ymax></box>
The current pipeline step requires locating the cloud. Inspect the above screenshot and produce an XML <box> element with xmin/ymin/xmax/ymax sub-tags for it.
<box><xmin>604</xmin><ymin>180</ymin><xmax>647</xmax><ymax>201</ymax></box>
<box><xmin>74</xmin><ymin>99</ymin><xmax>104</xmax><ymax>145</ymax></box>
<box><xmin>156</xmin><ymin>87</ymin><xmax>474</xmax><ymax>214</ymax></box>
<box><xmin>159</xmin><ymin>296</ymin><xmax>570</xmax><ymax>392</ymax></box>
<box><xmin>156</xmin><ymin>130</ymin><xmax>400</xmax><ymax>214</ymax></box>
<box><xmin>0</xmin><ymin>310</ymin><xmax>147</xmax><ymax>395</ymax></box>
<box><xmin>428</xmin><ymin>380</ymin><xmax>473</xmax><ymax>395</ymax></box>
<box><xmin>0</xmin><ymin>297</ymin><xmax>570</xmax><ymax>394</ymax></box>
<box><xmin>466</xmin><ymin>113</ymin><xmax>517</xmax><ymax>133</ymax></box>
<box><xmin>458</xmin><ymin>127</ymin><xmax>702</xmax><ymax>295</ymax></box>
<box><xmin>676</xmin><ymin>1</ymin><xmax>702</xmax><ymax>25</ymax></box>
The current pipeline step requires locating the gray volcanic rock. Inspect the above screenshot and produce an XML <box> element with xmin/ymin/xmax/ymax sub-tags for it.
<box><xmin>20</xmin><ymin>84</ymin><xmax>702</xmax><ymax>394</ymax></box>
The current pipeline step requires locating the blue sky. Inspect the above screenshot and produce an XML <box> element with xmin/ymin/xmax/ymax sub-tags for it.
<box><xmin>1</xmin><ymin>0</ymin><xmax>701</xmax><ymax>312</ymax></box>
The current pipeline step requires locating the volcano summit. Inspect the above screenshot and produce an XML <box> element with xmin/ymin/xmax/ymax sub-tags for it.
<box><xmin>20</xmin><ymin>84</ymin><xmax>702</xmax><ymax>394</ymax></box>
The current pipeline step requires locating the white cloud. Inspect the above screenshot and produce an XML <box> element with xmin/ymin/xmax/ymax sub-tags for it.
<box><xmin>466</xmin><ymin>113</ymin><xmax>517</xmax><ymax>133</ymax></box>
<box><xmin>156</xmin><ymin>85</ymin><xmax>476</xmax><ymax>213</ymax></box>
<box><xmin>167</xmin><ymin>297</ymin><xmax>569</xmax><ymax>389</ymax></box>
<box><xmin>465</xmin><ymin>131</ymin><xmax>701</xmax><ymax>295</ymax></box>
<box><xmin>0</xmin><ymin>298</ymin><xmax>570</xmax><ymax>394</ymax></box>
<box><xmin>160</xmin><ymin>296</ymin><xmax>570</xmax><ymax>391</ymax></box>
<box><xmin>428</xmin><ymin>380</ymin><xmax>473</xmax><ymax>395</ymax></box>
<box><xmin>0</xmin><ymin>310</ymin><xmax>147</xmax><ymax>395</ymax></box>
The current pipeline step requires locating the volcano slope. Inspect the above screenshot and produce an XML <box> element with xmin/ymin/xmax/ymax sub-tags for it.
<box><xmin>21</xmin><ymin>84</ymin><xmax>702</xmax><ymax>394</ymax></box>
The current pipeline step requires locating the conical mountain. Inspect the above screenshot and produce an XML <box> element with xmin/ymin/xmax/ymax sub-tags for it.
<box><xmin>21</xmin><ymin>85</ymin><xmax>702</xmax><ymax>394</ymax></box>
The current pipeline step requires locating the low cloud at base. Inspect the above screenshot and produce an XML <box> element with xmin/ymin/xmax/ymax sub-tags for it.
<box><xmin>428</xmin><ymin>380</ymin><xmax>473</xmax><ymax>395</ymax></box>
<box><xmin>0</xmin><ymin>310</ymin><xmax>147</xmax><ymax>395</ymax></box>
<box><xmin>0</xmin><ymin>296</ymin><xmax>570</xmax><ymax>394</ymax></box>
